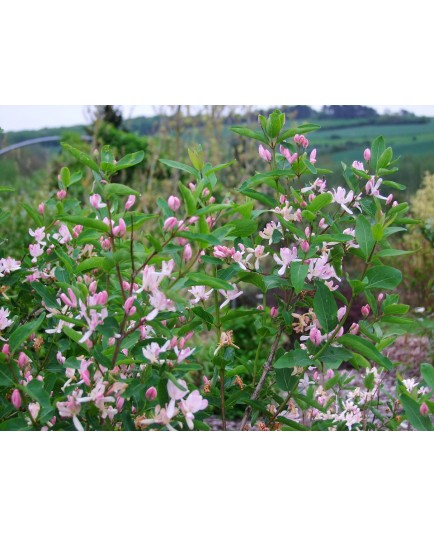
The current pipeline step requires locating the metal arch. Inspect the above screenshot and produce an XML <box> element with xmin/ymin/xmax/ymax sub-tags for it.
<box><xmin>0</xmin><ymin>135</ymin><xmax>92</xmax><ymax>156</ymax></box>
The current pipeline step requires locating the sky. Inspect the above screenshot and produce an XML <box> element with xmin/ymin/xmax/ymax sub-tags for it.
<box><xmin>1</xmin><ymin>105</ymin><xmax>434</xmax><ymax>132</ymax></box>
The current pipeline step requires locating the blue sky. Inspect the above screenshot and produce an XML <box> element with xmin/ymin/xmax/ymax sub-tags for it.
<box><xmin>1</xmin><ymin>105</ymin><xmax>434</xmax><ymax>132</ymax></box>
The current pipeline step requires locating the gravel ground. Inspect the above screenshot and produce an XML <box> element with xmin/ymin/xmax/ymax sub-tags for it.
<box><xmin>205</xmin><ymin>335</ymin><xmax>432</xmax><ymax>431</ymax></box>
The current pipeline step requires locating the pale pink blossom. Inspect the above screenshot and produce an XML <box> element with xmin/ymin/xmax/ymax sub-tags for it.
<box><xmin>179</xmin><ymin>391</ymin><xmax>208</xmax><ymax>429</ymax></box>
<box><xmin>11</xmin><ymin>389</ymin><xmax>21</xmax><ymax>409</ymax></box>
<box><xmin>258</xmin><ymin>144</ymin><xmax>272</xmax><ymax>162</ymax></box>
<box><xmin>309</xmin><ymin>149</ymin><xmax>317</xmax><ymax>164</ymax></box>
<box><xmin>125</xmin><ymin>195</ymin><xmax>136</xmax><ymax>210</ymax></box>
<box><xmin>219</xmin><ymin>285</ymin><xmax>243</xmax><ymax>309</ymax></box>
<box><xmin>146</xmin><ymin>386</ymin><xmax>157</xmax><ymax>401</ymax></box>
<box><xmin>89</xmin><ymin>194</ymin><xmax>106</xmax><ymax>209</ymax></box>
<box><xmin>364</xmin><ymin>148</ymin><xmax>371</xmax><ymax>161</ymax></box>
<box><xmin>29</xmin><ymin>243</ymin><xmax>44</xmax><ymax>262</ymax></box>
<box><xmin>188</xmin><ymin>286</ymin><xmax>213</xmax><ymax>304</ymax></box>
<box><xmin>273</xmin><ymin>247</ymin><xmax>300</xmax><ymax>276</ymax></box>
<box><xmin>332</xmin><ymin>187</ymin><xmax>354</xmax><ymax>214</ymax></box>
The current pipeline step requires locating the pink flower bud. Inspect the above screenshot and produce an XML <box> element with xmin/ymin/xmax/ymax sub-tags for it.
<box><xmin>11</xmin><ymin>389</ymin><xmax>21</xmax><ymax>409</ymax></box>
<box><xmin>309</xmin><ymin>327</ymin><xmax>322</xmax><ymax>346</ymax></box>
<box><xmin>209</xmin><ymin>196</ymin><xmax>216</xmax><ymax>204</ymax></box>
<box><xmin>364</xmin><ymin>148</ymin><xmax>371</xmax><ymax>161</ymax></box>
<box><xmin>188</xmin><ymin>216</ymin><xmax>199</xmax><ymax>224</ymax></box>
<box><xmin>2</xmin><ymin>344</ymin><xmax>10</xmax><ymax>357</ymax></box>
<box><xmin>301</xmin><ymin>240</ymin><xmax>310</xmax><ymax>253</ymax></box>
<box><xmin>38</xmin><ymin>203</ymin><xmax>45</xmax><ymax>215</ymax></box>
<box><xmin>308</xmin><ymin>193</ymin><xmax>315</xmax><ymax>202</ymax></box>
<box><xmin>420</xmin><ymin>402</ymin><xmax>429</xmax><ymax>416</ymax></box>
<box><xmin>349</xmin><ymin>323</ymin><xmax>359</xmax><ymax>335</ymax></box>
<box><xmin>325</xmin><ymin>369</ymin><xmax>334</xmax><ymax>380</ymax></box>
<box><xmin>361</xmin><ymin>305</ymin><xmax>370</xmax><ymax>317</ymax></box>
<box><xmin>183</xmin><ymin>243</ymin><xmax>193</xmax><ymax>262</ymax></box>
<box><xmin>258</xmin><ymin>144</ymin><xmax>272</xmax><ymax>162</ymax></box>
<box><xmin>309</xmin><ymin>148</ymin><xmax>317</xmax><ymax>164</ymax></box>
<box><xmin>305</xmin><ymin>226</ymin><xmax>311</xmax><ymax>238</ymax></box>
<box><xmin>113</xmin><ymin>218</ymin><xmax>126</xmax><ymax>237</ymax></box>
<box><xmin>17</xmin><ymin>352</ymin><xmax>29</xmax><ymax>368</ymax></box>
<box><xmin>188</xmin><ymin>182</ymin><xmax>196</xmax><ymax>191</ymax></box>
<box><xmin>125</xmin><ymin>195</ymin><xmax>136</xmax><ymax>210</ymax></box>
<box><xmin>279</xmin><ymin>194</ymin><xmax>287</xmax><ymax>204</ymax></box>
<box><xmin>168</xmin><ymin>196</ymin><xmax>181</xmax><ymax>211</ymax></box>
<box><xmin>73</xmin><ymin>225</ymin><xmax>83</xmax><ymax>238</ymax></box>
<box><xmin>386</xmin><ymin>194</ymin><xmax>393</xmax><ymax>205</ymax></box>
<box><xmin>163</xmin><ymin>216</ymin><xmax>178</xmax><ymax>231</ymax></box>
<box><xmin>392</xmin><ymin>201</ymin><xmax>398</xmax><ymax>207</ymax></box>
<box><xmin>124</xmin><ymin>297</ymin><xmax>135</xmax><ymax>315</ymax></box>
<box><xmin>101</xmin><ymin>238</ymin><xmax>111</xmax><ymax>250</ymax></box>
<box><xmin>257</xmin><ymin>305</ymin><xmax>264</xmax><ymax>311</ymax></box>
<box><xmin>202</xmin><ymin>188</ymin><xmax>210</xmax><ymax>198</ymax></box>
<box><xmin>145</xmin><ymin>386</ymin><xmax>157</xmax><ymax>401</ymax></box>
<box><xmin>90</xmin><ymin>193</ymin><xmax>103</xmax><ymax>208</ymax></box>
<box><xmin>377</xmin><ymin>293</ymin><xmax>385</xmax><ymax>303</ymax></box>
<box><xmin>270</xmin><ymin>306</ymin><xmax>278</xmax><ymax>318</ymax></box>
<box><xmin>57</xmin><ymin>189</ymin><xmax>67</xmax><ymax>200</ymax></box>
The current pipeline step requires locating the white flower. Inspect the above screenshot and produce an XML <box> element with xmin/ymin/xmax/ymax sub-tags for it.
<box><xmin>219</xmin><ymin>285</ymin><xmax>243</xmax><ymax>309</ymax></box>
<box><xmin>331</xmin><ymin>187</ymin><xmax>354</xmax><ymax>214</ymax></box>
<box><xmin>403</xmin><ymin>378</ymin><xmax>419</xmax><ymax>392</ymax></box>
<box><xmin>188</xmin><ymin>285</ymin><xmax>213</xmax><ymax>304</ymax></box>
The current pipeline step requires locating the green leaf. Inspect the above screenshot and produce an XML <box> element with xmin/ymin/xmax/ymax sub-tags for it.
<box><xmin>375</xmin><ymin>249</ymin><xmax>413</xmax><ymax>258</ymax></box>
<box><xmin>22</xmin><ymin>203</ymin><xmax>43</xmax><ymax>226</ymax></box>
<box><xmin>103</xmin><ymin>183</ymin><xmax>140</xmax><ymax>198</ymax></box>
<box><xmin>184</xmin><ymin>272</ymin><xmax>233</xmax><ymax>291</ymax></box>
<box><xmin>239</xmin><ymin>188</ymin><xmax>276</xmax><ymax>207</ymax></box>
<box><xmin>275</xmin><ymin>369</ymin><xmax>299</xmax><ymax>391</ymax></box>
<box><xmin>339</xmin><ymin>334</ymin><xmax>393</xmax><ymax>370</ymax></box>
<box><xmin>290</xmin><ymin>263</ymin><xmax>309</xmax><ymax>294</ymax></box>
<box><xmin>0</xmin><ymin>186</ymin><xmax>15</xmax><ymax>192</ymax></box>
<box><xmin>355</xmin><ymin>215</ymin><xmax>375</xmax><ymax>259</ymax></box>
<box><xmin>60</xmin><ymin>167</ymin><xmax>71</xmax><ymax>187</ymax></box>
<box><xmin>228</xmin><ymin>219</ymin><xmax>258</xmax><ymax>237</ymax></box>
<box><xmin>377</xmin><ymin>147</ymin><xmax>393</xmax><ymax>170</ymax></box>
<box><xmin>178</xmin><ymin>182</ymin><xmax>196</xmax><ymax>215</ymax></box>
<box><xmin>276</xmin><ymin>123</ymin><xmax>321</xmax><ymax>144</ymax></box>
<box><xmin>114</xmin><ymin>151</ymin><xmax>144</xmax><ymax>171</ymax></box>
<box><xmin>76</xmin><ymin>256</ymin><xmax>114</xmax><ymax>273</ymax></box>
<box><xmin>307</xmin><ymin>192</ymin><xmax>333</xmax><ymax>213</ymax></box>
<box><xmin>159</xmin><ymin>158</ymin><xmax>200</xmax><ymax>178</ymax></box>
<box><xmin>371</xmin><ymin>136</ymin><xmax>385</xmax><ymax>173</ymax></box>
<box><xmin>420</xmin><ymin>363</ymin><xmax>434</xmax><ymax>391</ymax></box>
<box><xmin>61</xmin><ymin>143</ymin><xmax>100</xmax><ymax>172</ymax></box>
<box><xmin>192</xmin><ymin>306</ymin><xmax>214</xmax><ymax>327</ymax></box>
<box><xmin>9</xmin><ymin>314</ymin><xmax>46</xmax><ymax>354</ymax></box>
<box><xmin>382</xmin><ymin>180</ymin><xmax>406</xmax><ymax>191</ymax></box>
<box><xmin>63</xmin><ymin>326</ymin><xmax>89</xmax><ymax>352</ymax></box>
<box><xmin>275</xmin><ymin>349</ymin><xmax>311</xmax><ymax>368</ymax></box>
<box><xmin>0</xmin><ymin>417</ymin><xmax>31</xmax><ymax>431</ymax></box>
<box><xmin>400</xmin><ymin>393</ymin><xmax>432</xmax><ymax>431</ymax></box>
<box><xmin>383</xmin><ymin>304</ymin><xmax>409</xmax><ymax>315</ymax></box>
<box><xmin>365</xmin><ymin>266</ymin><xmax>402</xmax><ymax>290</ymax></box>
<box><xmin>31</xmin><ymin>282</ymin><xmax>59</xmax><ymax>310</ymax></box>
<box><xmin>194</xmin><ymin>204</ymin><xmax>232</xmax><ymax>216</ymax></box>
<box><xmin>229</xmin><ymin>126</ymin><xmax>268</xmax><ymax>144</ymax></box>
<box><xmin>204</xmin><ymin>160</ymin><xmax>235</xmax><ymax>176</ymax></box>
<box><xmin>59</xmin><ymin>215</ymin><xmax>109</xmax><ymax>233</ymax></box>
<box><xmin>313</xmin><ymin>280</ymin><xmax>338</xmax><ymax>333</ymax></box>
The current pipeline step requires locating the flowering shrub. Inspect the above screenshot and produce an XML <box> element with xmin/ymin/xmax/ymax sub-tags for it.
<box><xmin>0</xmin><ymin>110</ymin><xmax>433</xmax><ymax>431</ymax></box>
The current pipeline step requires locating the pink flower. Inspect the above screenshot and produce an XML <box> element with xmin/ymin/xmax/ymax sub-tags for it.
<box><xmin>179</xmin><ymin>390</ymin><xmax>208</xmax><ymax>430</ymax></box>
<box><xmin>113</xmin><ymin>218</ymin><xmax>126</xmax><ymax>237</ymax></box>
<box><xmin>168</xmin><ymin>196</ymin><xmax>181</xmax><ymax>211</ymax></box>
<box><xmin>420</xmin><ymin>402</ymin><xmax>429</xmax><ymax>416</ymax></box>
<box><xmin>29</xmin><ymin>227</ymin><xmax>46</xmax><ymax>244</ymax></box>
<box><xmin>337</xmin><ymin>306</ymin><xmax>347</xmax><ymax>322</ymax></box>
<box><xmin>60</xmin><ymin>288</ymin><xmax>77</xmax><ymax>308</ymax></box>
<box><xmin>352</xmin><ymin>161</ymin><xmax>365</xmax><ymax>171</ymax></box>
<box><xmin>38</xmin><ymin>203</ymin><xmax>45</xmax><ymax>215</ymax></box>
<box><xmin>124</xmin><ymin>296</ymin><xmax>136</xmax><ymax>316</ymax></box>
<box><xmin>53</xmin><ymin>224</ymin><xmax>72</xmax><ymax>244</ymax></box>
<box><xmin>270</xmin><ymin>306</ymin><xmax>278</xmax><ymax>318</ymax></box>
<box><xmin>280</xmin><ymin>145</ymin><xmax>298</xmax><ymax>164</ymax></box>
<box><xmin>89</xmin><ymin>194</ymin><xmax>106</xmax><ymax>209</ymax></box>
<box><xmin>1</xmin><ymin>343</ymin><xmax>10</xmax><ymax>356</ymax></box>
<box><xmin>332</xmin><ymin>187</ymin><xmax>354</xmax><ymax>214</ymax></box>
<box><xmin>146</xmin><ymin>386</ymin><xmax>158</xmax><ymax>401</ymax></box>
<box><xmin>219</xmin><ymin>285</ymin><xmax>243</xmax><ymax>309</ymax></box>
<box><xmin>125</xmin><ymin>195</ymin><xmax>136</xmax><ymax>210</ymax></box>
<box><xmin>309</xmin><ymin>327</ymin><xmax>322</xmax><ymax>346</ymax></box>
<box><xmin>57</xmin><ymin>189</ymin><xmax>67</xmax><ymax>200</ymax></box>
<box><xmin>188</xmin><ymin>286</ymin><xmax>213</xmax><ymax>304</ymax></box>
<box><xmin>183</xmin><ymin>243</ymin><xmax>192</xmax><ymax>262</ymax></box>
<box><xmin>163</xmin><ymin>216</ymin><xmax>178</xmax><ymax>232</ymax></box>
<box><xmin>294</xmin><ymin>134</ymin><xmax>309</xmax><ymax>149</ymax></box>
<box><xmin>29</xmin><ymin>243</ymin><xmax>44</xmax><ymax>263</ymax></box>
<box><xmin>273</xmin><ymin>247</ymin><xmax>300</xmax><ymax>276</ymax></box>
<box><xmin>364</xmin><ymin>148</ymin><xmax>371</xmax><ymax>161</ymax></box>
<box><xmin>11</xmin><ymin>389</ymin><xmax>22</xmax><ymax>409</ymax></box>
<box><xmin>167</xmin><ymin>379</ymin><xmax>189</xmax><ymax>401</ymax></box>
<box><xmin>309</xmin><ymin>149</ymin><xmax>317</xmax><ymax>164</ymax></box>
<box><xmin>300</xmin><ymin>240</ymin><xmax>310</xmax><ymax>253</ymax></box>
<box><xmin>361</xmin><ymin>305</ymin><xmax>370</xmax><ymax>317</ymax></box>
<box><xmin>258</xmin><ymin>145</ymin><xmax>272</xmax><ymax>162</ymax></box>
<box><xmin>73</xmin><ymin>225</ymin><xmax>83</xmax><ymax>238</ymax></box>
<box><xmin>386</xmin><ymin>194</ymin><xmax>393</xmax><ymax>205</ymax></box>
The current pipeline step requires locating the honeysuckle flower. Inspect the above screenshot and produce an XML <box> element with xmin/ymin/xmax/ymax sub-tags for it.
<box><xmin>386</xmin><ymin>193</ymin><xmax>393</xmax><ymax>205</ymax></box>
<box><xmin>53</xmin><ymin>224</ymin><xmax>72</xmax><ymax>244</ymax></box>
<box><xmin>29</xmin><ymin>243</ymin><xmax>44</xmax><ymax>263</ymax></box>
<box><xmin>259</xmin><ymin>221</ymin><xmax>282</xmax><ymax>244</ymax></box>
<box><xmin>168</xmin><ymin>195</ymin><xmax>181</xmax><ymax>211</ymax></box>
<box><xmin>183</xmin><ymin>243</ymin><xmax>192</xmax><ymax>262</ymax></box>
<box><xmin>179</xmin><ymin>391</ymin><xmax>208</xmax><ymax>430</ymax></box>
<box><xmin>125</xmin><ymin>195</ymin><xmax>136</xmax><ymax>210</ymax></box>
<box><xmin>142</xmin><ymin>341</ymin><xmax>170</xmax><ymax>365</ymax></box>
<box><xmin>402</xmin><ymin>378</ymin><xmax>419</xmax><ymax>392</ymax></box>
<box><xmin>420</xmin><ymin>402</ymin><xmax>429</xmax><ymax>416</ymax></box>
<box><xmin>332</xmin><ymin>187</ymin><xmax>354</xmax><ymax>214</ymax></box>
<box><xmin>0</xmin><ymin>257</ymin><xmax>21</xmax><ymax>276</ymax></box>
<box><xmin>57</xmin><ymin>392</ymin><xmax>83</xmax><ymax>431</ymax></box>
<box><xmin>188</xmin><ymin>285</ymin><xmax>213</xmax><ymax>304</ymax></box>
<box><xmin>294</xmin><ymin>134</ymin><xmax>309</xmax><ymax>148</ymax></box>
<box><xmin>273</xmin><ymin>203</ymin><xmax>302</xmax><ymax>223</ymax></box>
<box><xmin>337</xmin><ymin>306</ymin><xmax>347</xmax><ymax>322</ymax></box>
<box><xmin>418</xmin><ymin>386</ymin><xmax>430</xmax><ymax>396</ymax></box>
<box><xmin>273</xmin><ymin>247</ymin><xmax>300</xmax><ymax>276</ymax></box>
<box><xmin>29</xmin><ymin>227</ymin><xmax>46</xmax><ymax>245</ymax></box>
<box><xmin>214</xmin><ymin>330</ymin><xmax>240</xmax><ymax>355</ymax></box>
<box><xmin>219</xmin><ymin>285</ymin><xmax>243</xmax><ymax>309</ymax></box>
<box><xmin>334</xmin><ymin>400</ymin><xmax>362</xmax><ymax>431</ymax></box>
<box><xmin>307</xmin><ymin>254</ymin><xmax>341</xmax><ymax>282</ymax></box>
<box><xmin>113</xmin><ymin>218</ymin><xmax>126</xmax><ymax>237</ymax></box>
<box><xmin>245</xmin><ymin>245</ymin><xmax>269</xmax><ymax>270</ymax></box>
<box><xmin>163</xmin><ymin>216</ymin><xmax>178</xmax><ymax>231</ymax></box>
<box><xmin>174</xmin><ymin>346</ymin><xmax>195</xmax><ymax>363</ymax></box>
<box><xmin>361</xmin><ymin>304</ymin><xmax>370</xmax><ymax>317</ymax></box>
<box><xmin>364</xmin><ymin>148</ymin><xmax>371</xmax><ymax>161</ymax></box>
<box><xmin>89</xmin><ymin>194</ymin><xmax>106</xmax><ymax>209</ymax></box>
<box><xmin>309</xmin><ymin>327</ymin><xmax>322</xmax><ymax>346</ymax></box>
<box><xmin>60</xmin><ymin>288</ymin><xmax>78</xmax><ymax>308</ymax></box>
<box><xmin>57</xmin><ymin>189</ymin><xmax>67</xmax><ymax>200</ymax></box>
<box><xmin>38</xmin><ymin>202</ymin><xmax>45</xmax><ymax>215</ymax></box>
<box><xmin>301</xmin><ymin>178</ymin><xmax>327</xmax><ymax>194</ymax></box>
<box><xmin>352</xmin><ymin>161</ymin><xmax>365</xmax><ymax>171</ymax></box>
<box><xmin>280</xmin><ymin>145</ymin><xmax>298</xmax><ymax>164</ymax></box>
<box><xmin>365</xmin><ymin>177</ymin><xmax>388</xmax><ymax>200</ymax></box>
<box><xmin>139</xmin><ymin>265</ymin><xmax>164</xmax><ymax>293</ymax></box>
<box><xmin>309</xmin><ymin>149</ymin><xmax>317</xmax><ymax>164</ymax></box>
<box><xmin>213</xmin><ymin>245</ymin><xmax>235</xmax><ymax>259</ymax></box>
<box><xmin>258</xmin><ymin>144</ymin><xmax>272</xmax><ymax>162</ymax></box>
